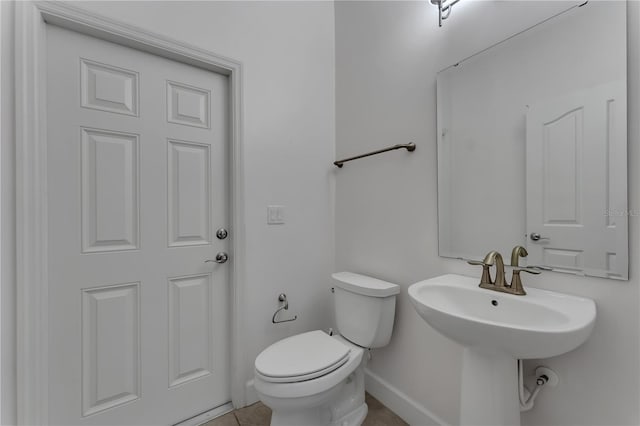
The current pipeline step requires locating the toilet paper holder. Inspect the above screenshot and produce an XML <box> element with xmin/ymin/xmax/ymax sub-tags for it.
<box><xmin>272</xmin><ymin>293</ymin><xmax>298</xmax><ymax>324</ymax></box>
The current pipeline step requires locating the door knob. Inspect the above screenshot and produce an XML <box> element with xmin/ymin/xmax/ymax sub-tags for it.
<box><xmin>530</xmin><ymin>232</ymin><xmax>549</xmax><ymax>242</ymax></box>
<box><xmin>216</xmin><ymin>228</ymin><xmax>228</xmax><ymax>240</ymax></box>
<box><xmin>205</xmin><ymin>252</ymin><xmax>229</xmax><ymax>264</ymax></box>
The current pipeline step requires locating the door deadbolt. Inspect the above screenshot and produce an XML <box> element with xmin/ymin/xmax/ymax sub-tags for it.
<box><xmin>216</xmin><ymin>228</ymin><xmax>228</xmax><ymax>240</ymax></box>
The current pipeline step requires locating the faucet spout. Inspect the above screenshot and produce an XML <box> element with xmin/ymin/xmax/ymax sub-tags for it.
<box><xmin>510</xmin><ymin>245</ymin><xmax>528</xmax><ymax>267</ymax></box>
<box><xmin>482</xmin><ymin>251</ymin><xmax>506</xmax><ymax>287</ymax></box>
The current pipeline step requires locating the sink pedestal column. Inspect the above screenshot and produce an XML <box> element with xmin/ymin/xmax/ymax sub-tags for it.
<box><xmin>459</xmin><ymin>347</ymin><xmax>520</xmax><ymax>426</ymax></box>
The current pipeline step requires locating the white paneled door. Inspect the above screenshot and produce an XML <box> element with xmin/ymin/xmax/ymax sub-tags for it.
<box><xmin>526</xmin><ymin>81</ymin><xmax>627</xmax><ymax>277</ymax></box>
<box><xmin>46</xmin><ymin>25</ymin><xmax>230</xmax><ymax>425</ymax></box>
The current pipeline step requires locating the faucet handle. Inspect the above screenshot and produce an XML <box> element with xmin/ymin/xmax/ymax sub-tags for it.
<box><xmin>467</xmin><ymin>259</ymin><xmax>493</xmax><ymax>286</ymax></box>
<box><xmin>509</xmin><ymin>266</ymin><xmax>542</xmax><ymax>296</ymax></box>
<box><xmin>526</xmin><ymin>265</ymin><xmax>553</xmax><ymax>271</ymax></box>
<box><xmin>512</xmin><ymin>267</ymin><xmax>542</xmax><ymax>275</ymax></box>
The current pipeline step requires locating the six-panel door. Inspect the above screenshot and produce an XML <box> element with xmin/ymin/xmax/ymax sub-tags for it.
<box><xmin>46</xmin><ymin>24</ymin><xmax>230</xmax><ymax>425</ymax></box>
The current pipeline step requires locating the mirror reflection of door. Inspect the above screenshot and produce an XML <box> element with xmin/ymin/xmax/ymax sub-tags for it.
<box><xmin>435</xmin><ymin>0</ymin><xmax>628</xmax><ymax>279</ymax></box>
<box><xmin>525</xmin><ymin>81</ymin><xmax>627</xmax><ymax>278</ymax></box>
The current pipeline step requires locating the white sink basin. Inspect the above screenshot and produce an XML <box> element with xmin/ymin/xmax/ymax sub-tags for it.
<box><xmin>408</xmin><ymin>274</ymin><xmax>596</xmax><ymax>359</ymax></box>
<box><xmin>408</xmin><ymin>274</ymin><xmax>597</xmax><ymax>426</ymax></box>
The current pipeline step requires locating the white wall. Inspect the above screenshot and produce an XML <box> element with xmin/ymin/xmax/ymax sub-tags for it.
<box><xmin>0</xmin><ymin>1</ymin><xmax>16</xmax><ymax>424</ymax></box>
<box><xmin>335</xmin><ymin>1</ymin><xmax>639</xmax><ymax>425</ymax></box>
<box><xmin>1</xmin><ymin>1</ymin><xmax>335</xmax><ymax>421</ymax></box>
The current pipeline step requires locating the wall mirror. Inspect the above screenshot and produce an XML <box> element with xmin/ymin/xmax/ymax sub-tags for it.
<box><xmin>436</xmin><ymin>1</ymin><xmax>628</xmax><ymax>279</ymax></box>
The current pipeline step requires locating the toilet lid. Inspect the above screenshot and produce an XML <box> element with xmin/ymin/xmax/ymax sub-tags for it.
<box><xmin>255</xmin><ymin>330</ymin><xmax>351</xmax><ymax>383</ymax></box>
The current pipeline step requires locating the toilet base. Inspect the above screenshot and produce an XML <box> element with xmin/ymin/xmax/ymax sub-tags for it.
<box><xmin>270</xmin><ymin>405</ymin><xmax>332</xmax><ymax>426</ymax></box>
<box><xmin>268</xmin><ymin>400</ymin><xmax>367</xmax><ymax>426</ymax></box>
<box><xmin>331</xmin><ymin>402</ymin><xmax>367</xmax><ymax>426</ymax></box>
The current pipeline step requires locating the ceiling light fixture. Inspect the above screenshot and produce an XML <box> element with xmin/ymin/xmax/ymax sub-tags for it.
<box><xmin>431</xmin><ymin>0</ymin><xmax>460</xmax><ymax>27</ymax></box>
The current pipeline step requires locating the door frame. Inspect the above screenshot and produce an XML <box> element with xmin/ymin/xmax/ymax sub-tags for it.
<box><xmin>14</xmin><ymin>2</ymin><xmax>247</xmax><ymax>424</ymax></box>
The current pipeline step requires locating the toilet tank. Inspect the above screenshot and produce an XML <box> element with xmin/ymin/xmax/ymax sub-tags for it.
<box><xmin>332</xmin><ymin>272</ymin><xmax>400</xmax><ymax>348</ymax></box>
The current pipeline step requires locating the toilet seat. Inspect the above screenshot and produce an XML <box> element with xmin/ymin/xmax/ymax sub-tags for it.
<box><xmin>254</xmin><ymin>334</ymin><xmax>364</xmax><ymax>400</ymax></box>
<box><xmin>255</xmin><ymin>330</ymin><xmax>351</xmax><ymax>383</ymax></box>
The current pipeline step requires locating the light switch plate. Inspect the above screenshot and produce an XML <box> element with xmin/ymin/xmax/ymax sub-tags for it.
<box><xmin>267</xmin><ymin>205</ymin><xmax>285</xmax><ymax>224</ymax></box>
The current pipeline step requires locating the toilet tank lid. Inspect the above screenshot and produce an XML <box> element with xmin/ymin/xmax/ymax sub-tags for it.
<box><xmin>332</xmin><ymin>272</ymin><xmax>400</xmax><ymax>297</ymax></box>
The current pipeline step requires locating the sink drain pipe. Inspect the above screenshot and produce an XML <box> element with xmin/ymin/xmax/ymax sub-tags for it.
<box><xmin>518</xmin><ymin>360</ymin><xmax>556</xmax><ymax>411</ymax></box>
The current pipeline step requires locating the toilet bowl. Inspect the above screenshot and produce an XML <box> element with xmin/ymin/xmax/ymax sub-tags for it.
<box><xmin>255</xmin><ymin>332</ymin><xmax>366</xmax><ymax>426</ymax></box>
<box><xmin>254</xmin><ymin>272</ymin><xmax>400</xmax><ymax>426</ymax></box>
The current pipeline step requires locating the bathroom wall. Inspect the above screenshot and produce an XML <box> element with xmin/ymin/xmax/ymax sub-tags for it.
<box><xmin>0</xmin><ymin>1</ymin><xmax>335</xmax><ymax>420</ymax></box>
<box><xmin>335</xmin><ymin>1</ymin><xmax>639</xmax><ymax>425</ymax></box>
<box><xmin>0</xmin><ymin>1</ymin><xmax>16</xmax><ymax>423</ymax></box>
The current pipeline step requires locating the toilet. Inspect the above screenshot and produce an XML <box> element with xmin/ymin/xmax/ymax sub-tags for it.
<box><xmin>254</xmin><ymin>272</ymin><xmax>400</xmax><ymax>426</ymax></box>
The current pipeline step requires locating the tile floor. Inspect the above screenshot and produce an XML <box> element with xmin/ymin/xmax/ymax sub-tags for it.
<box><xmin>202</xmin><ymin>393</ymin><xmax>408</xmax><ymax>426</ymax></box>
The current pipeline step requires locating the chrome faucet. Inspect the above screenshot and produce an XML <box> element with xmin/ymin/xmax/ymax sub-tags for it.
<box><xmin>468</xmin><ymin>248</ymin><xmax>541</xmax><ymax>296</ymax></box>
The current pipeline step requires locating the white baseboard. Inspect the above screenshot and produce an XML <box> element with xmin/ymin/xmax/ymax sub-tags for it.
<box><xmin>245</xmin><ymin>378</ymin><xmax>259</xmax><ymax>406</ymax></box>
<box><xmin>245</xmin><ymin>369</ymin><xmax>449</xmax><ymax>426</ymax></box>
<box><xmin>364</xmin><ymin>368</ymin><xmax>450</xmax><ymax>426</ymax></box>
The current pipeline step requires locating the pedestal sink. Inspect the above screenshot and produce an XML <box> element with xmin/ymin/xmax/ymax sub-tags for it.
<box><xmin>408</xmin><ymin>274</ymin><xmax>596</xmax><ymax>426</ymax></box>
